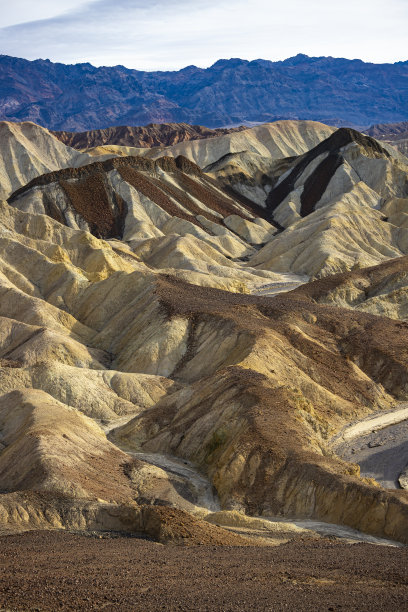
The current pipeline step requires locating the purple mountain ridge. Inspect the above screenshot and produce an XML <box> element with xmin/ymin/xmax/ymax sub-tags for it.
<box><xmin>0</xmin><ymin>53</ymin><xmax>407</xmax><ymax>131</ymax></box>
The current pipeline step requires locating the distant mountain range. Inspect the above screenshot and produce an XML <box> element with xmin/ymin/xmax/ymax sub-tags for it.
<box><xmin>0</xmin><ymin>54</ymin><xmax>407</xmax><ymax>131</ymax></box>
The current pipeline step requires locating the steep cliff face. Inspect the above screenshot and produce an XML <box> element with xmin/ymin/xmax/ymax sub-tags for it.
<box><xmin>1</xmin><ymin>54</ymin><xmax>407</xmax><ymax>130</ymax></box>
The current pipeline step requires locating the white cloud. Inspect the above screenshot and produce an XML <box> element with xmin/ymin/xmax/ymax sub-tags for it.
<box><xmin>0</xmin><ymin>0</ymin><xmax>92</xmax><ymax>28</ymax></box>
<box><xmin>0</xmin><ymin>0</ymin><xmax>406</xmax><ymax>69</ymax></box>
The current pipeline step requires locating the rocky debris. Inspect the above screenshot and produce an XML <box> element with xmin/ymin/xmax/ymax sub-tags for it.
<box><xmin>0</xmin><ymin>531</ymin><xmax>407</xmax><ymax>611</ymax></box>
<box><xmin>140</xmin><ymin>506</ymin><xmax>251</xmax><ymax>545</ymax></box>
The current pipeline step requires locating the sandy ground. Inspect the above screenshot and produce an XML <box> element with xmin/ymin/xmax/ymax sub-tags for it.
<box><xmin>0</xmin><ymin>530</ymin><xmax>407</xmax><ymax>611</ymax></box>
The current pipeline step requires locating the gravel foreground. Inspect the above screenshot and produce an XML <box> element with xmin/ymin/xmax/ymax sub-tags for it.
<box><xmin>0</xmin><ymin>531</ymin><xmax>407</xmax><ymax>611</ymax></box>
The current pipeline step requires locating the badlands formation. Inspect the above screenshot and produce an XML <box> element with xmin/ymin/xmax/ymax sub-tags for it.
<box><xmin>0</xmin><ymin>118</ymin><xmax>407</xmax><ymax>546</ymax></box>
<box><xmin>52</xmin><ymin>123</ymin><xmax>247</xmax><ymax>150</ymax></box>
<box><xmin>367</xmin><ymin>121</ymin><xmax>408</xmax><ymax>156</ymax></box>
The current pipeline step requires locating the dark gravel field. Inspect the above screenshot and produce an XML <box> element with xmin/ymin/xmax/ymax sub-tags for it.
<box><xmin>0</xmin><ymin>531</ymin><xmax>407</xmax><ymax>611</ymax></box>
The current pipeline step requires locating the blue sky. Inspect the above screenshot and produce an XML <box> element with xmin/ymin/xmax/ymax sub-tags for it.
<box><xmin>0</xmin><ymin>0</ymin><xmax>406</xmax><ymax>70</ymax></box>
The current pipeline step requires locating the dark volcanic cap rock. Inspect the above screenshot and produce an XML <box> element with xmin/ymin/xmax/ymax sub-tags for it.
<box><xmin>8</xmin><ymin>155</ymin><xmax>203</xmax><ymax>199</ymax></box>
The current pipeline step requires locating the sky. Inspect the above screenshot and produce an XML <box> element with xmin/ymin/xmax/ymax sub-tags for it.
<box><xmin>0</xmin><ymin>0</ymin><xmax>406</xmax><ymax>71</ymax></box>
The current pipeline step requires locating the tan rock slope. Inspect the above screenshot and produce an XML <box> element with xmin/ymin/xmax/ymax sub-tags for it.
<box><xmin>161</xmin><ymin>120</ymin><xmax>336</xmax><ymax>168</ymax></box>
<box><xmin>81</xmin><ymin>120</ymin><xmax>336</xmax><ymax>170</ymax></box>
<box><xmin>0</xmin><ymin>119</ymin><xmax>408</xmax><ymax>545</ymax></box>
<box><xmin>0</xmin><ymin>121</ymin><xmax>88</xmax><ymax>200</ymax></box>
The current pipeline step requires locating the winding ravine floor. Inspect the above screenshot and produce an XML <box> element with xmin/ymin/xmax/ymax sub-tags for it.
<box><xmin>129</xmin><ymin>451</ymin><xmax>221</xmax><ymax>513</ymax></box>
<box><xmin>334</xmin><ymin>404</ymin><xmax>408</xmax><ymax>489</ymax></box>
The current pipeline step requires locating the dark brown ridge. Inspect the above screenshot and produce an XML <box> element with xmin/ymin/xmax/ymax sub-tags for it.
<box><xmin>117</xmin><ymin>165</ymin><xmax>205</xmax><ymax>230</ymax></box>
<box><xmin>155</xmin><ymin>266</ymin><xmax>408</xmax><ymax>405</ymax></box>
<box><xmin>8</xmin><ymin>155</ymin><xmax>203</xmax><ymax>203</ymax></box>
<box><xmin>7</xmin><ymin>152</ymin><xmax>250</xmax><ymax>221</ymax></box>
<box><xmin>8</xmin><ymin>153</ymin><xmax>264</xmax><ymax>233</ymax></box>
<box><xmin>151</xmin><ymin>271</ymin><xmax>408</xmax><ymax>528</ymax></box>
<box><xmin>175</xmin><ymin>172</ymin><xmax>252</xmax><ymax>221</ymax></box>
<box><xmin>147</xmin><ymin>176</ymin><xmax>221</xmax><ymax>225</ymax></box>
<box><xmin>289</xmin><ymin>254</ymin><xmax>408</xmax><ymax>304</ymax></box>
<box><xmin>122</xmin><ymin>166</ymin><xmax>258</xmax><ymax>237</ymax></box>
<box><xmin>300</xmin><ymin>152</ymin><xmax>343</xmax><ymax>217</ymax></box>
<box><xmin>60</xmin><ymin>173</ymin><xmax>127</xmax><ymax>239</ymax></box>
<box><xmin>266</xmin><ymin>127</ymin><xmax>391</xmax><ymax>217</ymax></box>
<box><xmin>51</xmin><ymin>122</ymin><xmax>247</xmax><ymax>149</ymax></box>
<box><xmin>146</xmin><ymin>174</ymin><xmax>268</xmax><ymax>243</ymax></box>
